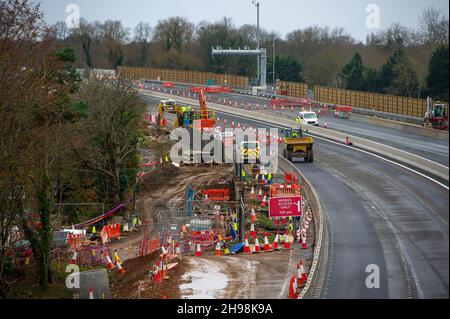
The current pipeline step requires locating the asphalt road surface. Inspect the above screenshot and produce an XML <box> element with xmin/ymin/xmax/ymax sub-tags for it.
<box><xmin>142</xmin><ymin>92</ymin><xmax>449</xmax><ymax>299</ymax></box>
<box><xmin>144</xmin><ymin>82</ymin><xmax>449</xmax><ymax>166</ymax></box>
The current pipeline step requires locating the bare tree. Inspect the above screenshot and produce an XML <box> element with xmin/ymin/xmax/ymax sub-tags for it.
<box><xmin>52</xmin><ymin>21</ymin><xmax>68</xmax><ymax>40</ymax></box>
<box><xmin>419</xmin><ymin>7</ymin><xmax>449</xmax><ymax>47</ymax></box>
<box><xmin>154</xmin><ymin>17</ymin><xmax>194</xmax><ymax>52</ymax></box>
<box><xmin>101</xmin><ymin>20</ymin><xmax>129</xmax><ymax>69</ymax></box>
<box><xmin>134</xmin><ymin>22</ymin><xmax>152</xmax><ymax>66</ymax></box>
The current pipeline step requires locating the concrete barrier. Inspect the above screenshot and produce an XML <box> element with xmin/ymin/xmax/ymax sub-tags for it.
<box><xmin>144</xmin><ymin>91</ymin><xmax>449</xmax><ymax>182</ymax></box>
<box><xmin>278</xmin><ymin>156</ymin><xmax>328</xmax><ymax>299</ymax></box>
<box><xmin>352</xmin><ymin>114</ymin><xmax>449</xmax><ymax>141</ymax></box>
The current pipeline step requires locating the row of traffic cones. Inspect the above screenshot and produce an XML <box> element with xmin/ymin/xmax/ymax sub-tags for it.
<box><xmin>289</xmin><ymin>258</ymin><xmax>309</xmax><ymax>299</ymax></box>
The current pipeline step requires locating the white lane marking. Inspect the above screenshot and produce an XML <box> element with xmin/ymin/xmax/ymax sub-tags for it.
<box><xmin>215</xmin><ymin>109</ymin><xmax>450</xmax><ymax>191</ymax></box>
<box><xmin>145</xmin><ymin>93</ymin><xmax>449</xmax><ymax>190</ymax></box>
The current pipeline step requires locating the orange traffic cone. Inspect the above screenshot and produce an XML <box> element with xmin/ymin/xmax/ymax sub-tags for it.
<box><xmin>297</xmin><ymin>263</ymin><xmax>303</xmax><ymax>287</ymax></box>
<box><xmin>161</xmin><ymin>245</ymin><xmax>168</xmax><ymax>256</ymax></box>
<box><xmin>249</xmin><ymin>222</ymin><xmax>256</xmax><ymax>237</ymax></box>
<box><xmin>288</xmin><ymin>274</ymin><xmax>298</xmax><ymax>299</ymax></box>
<box><xmin>273</xmin><ymin>231</ymin><xmax>280</xmax><ymax>250</ymax></box>
<box><xmin>175</xmin><ymin>242</ymin><xmax>181</xmax><ymax>255</ymax></box>
<box><xmin>301</xmin><ymin>234</ymin><xmax>308</xmax><ymax>249</ymax></box>
<box><xmin>215</xmin><ymin>242</ymin><xmax>222</xmax><ymax>256</ymax></box>
<box><xmin>300</xmin><ymin>259</ymin><xmax>308</xmax><ymax>285</ymax></box>
<box><xmin>251</xmin><ymin>207</ymin><xmax>257</xmax><ymax>223</ymax></box>
<box><xmin>244</xmin><ymin>235</ymin><xmax>251</xmax><ymax>254</ymax></box>
<box><xmin>154</xmin><ymin>261</ymin><xmax>161</xmax><ymax>283</ymax></box>
<box><xmin>324</xmin><ymin>121</ymin><xmax>328</xmax><ymax>129</ymax></box>
<box><xmin>261</xmin><ymin>194</ymin><xmax>267</xmax><ymax>207</ymax></box>
<box><xmin>70</xmin><ymin>251</ymin><xmax>78</xmax><ymax>264</ymax></box>
<box><xmin>254</xmin><ymin>238</ymin><xmax>261</xmax><ymax>253</ymax></box>
<box><xmin>284</xmin><ymin>230</ymin><xmax>291</xmax><ymax>250</ymax></box>
<box><xmin>195</xmin><ymin>243</ymin><xmax>202</xmax><ymax>256</ymax></box>
<box><xmin>263</xmin><ymin>235</ymin><xmax>271</xmax><ymax>251</ymax></box>
<box><xmin>105</xmin><ymin>252</ymin><xmax>115</xmax><ymax>270</ymax></box>
<box><xmin>116</xmin><ymin>261</ymin><xmax>126</xmax><ymax>274</ymax></box>
<box><xmin>250</xmin><ymin>187</ymin><xmax>255</xmax><ymax>201</ymax></box>
<box><xmin>89</xmin><ymin>288</ymin><xmax>94</xmax><ymax>299</ymax></box>
<box><xmin>257</xmin><ymin>189</ymin><xmax>263</xmax><ymax>201</ymax></box>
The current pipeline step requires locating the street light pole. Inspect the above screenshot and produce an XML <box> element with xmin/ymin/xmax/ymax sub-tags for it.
<box><xmin>253</xmin><ymin>1</ymin><xmax>260</xmax><ymax>86</ymax></box>
<box><xmin>272</xmin><ymin>38</ymin><xmax>276</xmax><ymax>90</ymax></box>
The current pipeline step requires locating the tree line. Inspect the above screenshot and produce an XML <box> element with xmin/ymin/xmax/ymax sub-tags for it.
<box><xmin>0</xmin><ymin>0</ymin><xmax>146</xmax><ymax>293</ymax></box>
<box><xmin>51</xmin><ymin>7</ymin><xmax>449</xmax><ymax>100</ymax></box>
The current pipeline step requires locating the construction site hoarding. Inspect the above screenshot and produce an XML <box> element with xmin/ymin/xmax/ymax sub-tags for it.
<box><xmin>313</xmin><ymin>85</ymin><xmax>427</xmax><ymax>118</ymax></box>
<box><xmin>118</xmin><ymin>66</ymin><xmax>249</xmax><ymax>89</ymax></box>
<box><xmin>277</xmin><ymin>81</ymin><xmax>308</xmax><ymax>98</ymax></box>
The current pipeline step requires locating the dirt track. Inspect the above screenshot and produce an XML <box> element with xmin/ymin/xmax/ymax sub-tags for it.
<box><xmin>180</xmin><ymin>243</ymin><xmax>313</xmax><ymax>299</ymax></box>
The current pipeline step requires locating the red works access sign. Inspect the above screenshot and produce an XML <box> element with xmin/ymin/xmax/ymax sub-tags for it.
<box><xmin>269</xmin><ymin>196</ymin><xmax>302</xmax><ymax>218</ymax></box>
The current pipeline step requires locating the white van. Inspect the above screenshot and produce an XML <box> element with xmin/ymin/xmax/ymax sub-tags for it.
<box><xmin>297</xmin><ymin>111</ymin><xmax>319</xmax><ymax>126</ymax></box>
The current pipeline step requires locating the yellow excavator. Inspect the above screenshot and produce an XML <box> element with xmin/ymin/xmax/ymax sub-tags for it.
<box><xmin>157</xmin><ymin>99</ymin><xmax>195</xmax><ymax>128</ymax></box>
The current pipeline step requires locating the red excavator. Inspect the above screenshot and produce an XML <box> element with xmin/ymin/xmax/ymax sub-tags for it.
<box><xmin>424</xmin><ymin>97</ymin><xmax>448</xmax><ymax>130</ymax></box>
<box><xmin>193</xmin><ymin>89</ymin><xmax>216</xmax><ymax>132</ymax></box>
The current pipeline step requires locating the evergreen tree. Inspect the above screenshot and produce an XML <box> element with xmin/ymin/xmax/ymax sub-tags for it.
<box><xmin>341</xmin><ymin>52</ymin><xmax>364</xmax><ymax>90</ymax></box>
<box><xmin>426</xmin><ymin>45</ymin><xmax>449</xmax><ymax>101</ymax></box>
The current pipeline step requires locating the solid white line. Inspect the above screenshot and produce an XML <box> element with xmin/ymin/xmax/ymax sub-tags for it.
<box><xmin>145</xmin><ymin>92</ymin><xmax>450</xmax><ymax>190</ymax></box>
<box><xmin>212</xmin><ymin>108</ymin><xmax>450</xmax><ymax>191</ymax></box>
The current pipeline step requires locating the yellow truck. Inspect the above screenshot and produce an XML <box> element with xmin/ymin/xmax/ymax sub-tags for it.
<box><xmin>283</xmin><ymin>128</ymin><xmax>314</xmax><ymax>163</ymax></box>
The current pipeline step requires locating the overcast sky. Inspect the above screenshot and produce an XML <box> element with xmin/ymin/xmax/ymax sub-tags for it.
<box><xmin>34</xmin><ymin>0</ymin><xmax>449</xmax><ymax>42</ymax></box>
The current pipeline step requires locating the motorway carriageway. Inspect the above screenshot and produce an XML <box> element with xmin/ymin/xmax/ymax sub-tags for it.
<box><xmin>147</xmin><ymin>82</ymin><xmax>449</xmax><ymax>166</ymax></box>
<box><xmin>142</xmin><ymin>93</ymin><xmax>449</xmax><ymax>299</ymax></box>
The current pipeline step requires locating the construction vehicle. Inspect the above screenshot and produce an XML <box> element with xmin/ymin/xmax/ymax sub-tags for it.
<box><xmin>424</xmin><ymin>97</ymin><xmax>448</xmax><ymax>130</ymax></box>
<box><xmin>192</xmin><ymin>89</ymin><xmax>216</xmax><ymax>132</ymax></box>
<box><xmin>283</xmin><ymin>128</ymin><xmax>314</xmax><ymax>163</ymax></box>
<box><xmin>157</xmin><ymin>99</ymin><xmax>194</xmax><ymax>128</ymax></box>
<box><xmin>239</xmin><ymin>141</ymin><xmax>260</xmax><ymax>164</ymax></box>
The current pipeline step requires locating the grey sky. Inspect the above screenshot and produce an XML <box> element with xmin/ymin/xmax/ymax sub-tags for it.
<box><xmin>35</xmin><ymin>0</ymin><xmax>449</xmax><ymax>42</ymax></box>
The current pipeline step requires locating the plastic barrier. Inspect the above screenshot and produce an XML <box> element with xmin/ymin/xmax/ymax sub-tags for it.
<box><xmin>138</xmin><ymin>238</ymin><xmax>160</xmax><ymax>257</ymax></box>
<box><xmin>270</xmin><ymin>183</ymin><xmax>301</xmax><ymax>197</ymax></box>
<box><xmin>67</xmin><ymin>233</ymin><xmax>84</xmax><ymax>248</ymax></box>
<box><xmin>190</xmin><ymin>86</ymin><xmax>233</xmax><ymax>94</ymax></box>
<box><xmin>202</xmin><ymin>189</ymin><xmax>230</xmax><ymax>201</ymax></box>
<box><xmin>163</xmin><ymin>82</ymin><xmax>174</xmax><ymax>88</ymax></box>
<box><xmin>102</xmin><ymin>224</ymin><xmax>121</xmax><ymax>240</ymax></box>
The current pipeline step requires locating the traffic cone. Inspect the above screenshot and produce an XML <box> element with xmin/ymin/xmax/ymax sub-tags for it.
<box><xmin>254</xmin><ymin>238</ymin><xmax>261</xmax><ymax>253</ymax></box>
<box><xmin>116</xmin><ymin>261</ymin><xmax>126</xmax><ymax>274</ymax></box>
<box><xmin>251</xmin><ymin>207</ymin><xmax>257</xmax><ymax>223</ymax></box>
<box><xmin>70</xmin><ymin>251</ymin><xmax>77</xmax><ymax>264</ymax></box>
<box><xmin>301</xmin><ymin>234</ymin><xmax>308</xmax><ymax>249</ymax></box>
<box><xmin>161</xmin><ymin>245</ymin><xmax>168</xmax><ymax>256</ymax></box>
<box><xmin>288</xmin><ymin>274</ymin><xmax>298</xmax><ymax>299</ymax></box>
<box><xmin>261</xmin><ymin>194</ymin><xmax>267</xmax><ymax>207</ymax></box>
<box><xmin>175</xmin><ymin>242</ymin><xmax>181</xmax><ymax>255</ymax></box>
<box><xmin>244</xmin><ymin>236</ymin><xmax>251</xmax><ymax>254</ymax></box>
<box><xmin>263</xmin><ymin>235</ymin><xmax>271</xmax><ymax>251</ymax></box>
<box><xmin>297</xmin><ymin>263</ymin><xmax>303</xmax><ymax>287</ymax></box>
<box><xmin>249</xmin><ymin>222</ymin><xmax>256</xmax><ymax>237</ymax></box>
<box><xmin>257</xmin><ymin>189</ymin><xmax>263</xmax><ymax>201</ymax></box>
<box><xmin>105</xmin><ymin>252</ymin><xmax>115</xmax><ymax>270</ymax></box>
<box><xmin>154</xmin><ymin>261</ymin><xmax>161</xmax><ymax>283</ymax></box>
<box><xmin>284</xmin><ymin>230</ymin><xmax>291</xmax><ymax>250</ymax></box>
<box><xmin>215</xmin><ymin>242</ymin><xmax>222</xmax><ymax>256</ymax></box>
<box><xmin>195</xmin><ymin>243</ymin><xmax>202</xmax><ymax>256</ymax></box>
<box><xmin>324</xmin><ymin>121</ymin><xmax>328</xmax><ymax>129</ymax></box>
<box><xmin>250</xmin><ymin>187</ymin><xmax>255</xmax><ymax>201</ymax></box>
<box><xmin>273</xmin><ymin>231</ymin><xmax>280</xmax><ymax>250</ymax></box>
<box><xmin>89</xmin><ymin>288</ymin><xmax>94</xmax><ymax>299</ymax></box>
<box><xmin>300</xmin><ymin>259</ymin><xmax>308</xmax><ymax>284</ymax></box>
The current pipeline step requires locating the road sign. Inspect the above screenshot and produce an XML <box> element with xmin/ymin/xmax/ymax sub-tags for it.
<box><xmin>268</xmin><ymin>196</ymin><xmax>302</xmax><ymax>218</ymax></box>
